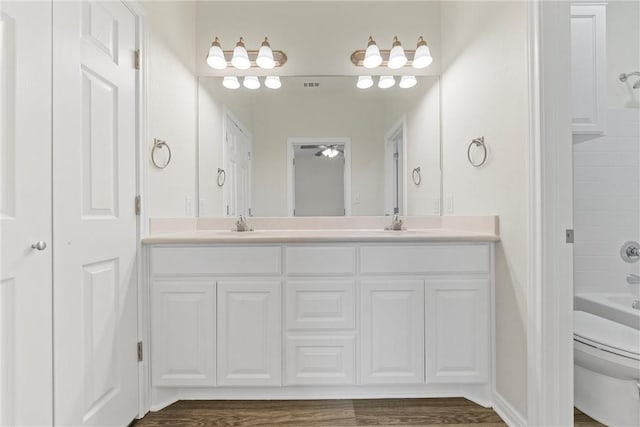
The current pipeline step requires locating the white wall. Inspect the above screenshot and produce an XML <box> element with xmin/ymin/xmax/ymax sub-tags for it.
<box><xmin>607</xmin><ymin>0</ymin><xmax>640</xmax><ymax>109</ymax></box>
<box><xmin>573</xmin><ymin>109</ymin><xmax>640</xmax><ymax>293</ymax></box>
<box><xmin>440</xmin><ymin>1</ymin><xmax>528</xmax><ymax>419</ymax></box>
<box><xmin>294</xmin><ymin>152</ymin><xmax>345</xmax><ymax>216</ymax></box>
<box><xmin>144</xmin><ymin>0</ymin><xmax>198</xmax><ymax>217</ymax></box>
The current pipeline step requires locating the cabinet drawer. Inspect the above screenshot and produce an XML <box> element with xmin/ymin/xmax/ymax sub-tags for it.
<box><xmin>286</xmin><ymin>246</ymin><xmax>356</xmax><ymax>276</ymax></box>
<box><xmin>150</xmin><ymin>246</ymin><xmax>281</xmax><ymax>276</ymax></box>
<box><xmin>286</xmin><ymin>334</ymin><xmax>355</xmax><ymax>385</ymax></box>
<box><xmin>286</xmin><ymin>281</ymin><xmax>355</xmax><ymax>330</ymax></box>
<box><xmin>360</xmin><ymin>245</ymin><xmax>490</xmax><ymax>275</ymax></box>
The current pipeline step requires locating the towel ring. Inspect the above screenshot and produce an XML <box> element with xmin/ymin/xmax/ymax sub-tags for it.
<box><xmin>217</xmin><ymin>168</ymin><xmax>226</xmax><ymax>187</ymax></box>
<box><xmin>412</xmin><ymin>167</ymin><xmax>422</xmax><ymax>185</ymax></box>
<box><xmin>151</xmin><ymin>139</ymin><xmax>171</xmax><ymax>169</ymax></box>
<box><xmin>467</xmin><ymin>136</ymin><xmax>487</xmax><ymax>167</ymax></box>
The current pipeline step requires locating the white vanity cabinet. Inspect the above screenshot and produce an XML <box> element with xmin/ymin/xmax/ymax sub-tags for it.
<box><xmin>146</xmin><ymin>240</ymin><xmax>494</xmax><ymax>405</ymax></box>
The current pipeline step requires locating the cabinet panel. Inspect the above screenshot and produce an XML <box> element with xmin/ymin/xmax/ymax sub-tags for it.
<box><xmin>571</xmin><ymin>4</ymin><xmax>606</xmax><ymax>134</ymax></box>
<box><xmin>360</xmin><ymin>245</ymin><xmax>490</xmax><ymax>275</ymax></box>
<box><xmin>151</xmin><ymin>246</ymin><xmax>281</xmax><ymax>276</ymax></box>
<box><xmin>360</xmin><ymin>280</ymin><xmax>424</xmax><ymax>384</ymax></box>
<box><xmin>285</xmin><ymin>334</ymin><xmax>355</xmax><ymax>385</ymax></box>
<box><xmin>151</xmin><ymin>281</ymin><xmax>215</xmax><ymax>386</ymax></box>
<box><xmin>217</xmin><ymin>281</ymin><xmax>281</xmax><ymax>386</ymax></box>
<box><xmin>286</xmin><ymin>280</ymin><xmax>355</xmax><ymax>330</ymax></box>
<box><xmin>426</xmin><ymin>279</ymin><xmax>490</xmax><ymax>383</ymax></box>
<box><xmin>286</xmin><ymin>246</ymin><xmax>356</xmax><ymax>276</ymax></box>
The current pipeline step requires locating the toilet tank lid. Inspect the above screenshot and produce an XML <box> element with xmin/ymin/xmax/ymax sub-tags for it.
<box><xmin>574</xmin><ymin>311</ymin><xmax>639</xmax><ymax>357</ymax></box>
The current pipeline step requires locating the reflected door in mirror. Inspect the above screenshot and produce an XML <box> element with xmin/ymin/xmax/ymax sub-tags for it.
<box><xmin>223</xmin><ymin>112</ymin><xmax>252</xmax><ymax>216</ymax></box>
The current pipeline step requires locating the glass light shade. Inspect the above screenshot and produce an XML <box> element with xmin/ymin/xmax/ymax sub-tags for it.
<box><xmin>378</xmin><ymin>75</ymin><xmax>395</xmax><ymax>89</ymax></box>
<box><xmin>363</xmin><ymin>44</ymin><xmax>383</xmax><ymax>68</ymax></box>
<box><xmin>356</xmin><ymin>76</ymin><xmax>374</xmax><ymax>89</ymax></box>
<box><xmin>412</xmin><ymin>44</ymin><xmax>433</xmax><ymax>69</ymax></box>
<box><xmin>206</xmin><ymin>44</ymin><xmax>227</xmax><ymax>69</ymax></box>
<box><xmin>222</xmin><ymin>76</ymin><xmax>240</xmax><ymax>89</ymax></box>
<box><xmin>231</xmin><ymin>42</ymin><xmax>251</xmax><ymax>69</ymax></box>
<box><xmin>322</xmin><ymin>148</ymin><xmax>339</xmax><ymax>158</ymax></box>
<box><xmin>243</xmin><ymin>76</ymin><xmax>260</xmax><ymax>90</ymax></box>
<box><xmin>399</xmin><ymin>75</ymin><xmax>417</xmax><ymax>89</ymax></box>
<box><xmin>256</xmin><ymin>45</ymin><xmax>275</xmax><ymax>69</ymax></box>
<box><xmin>264</xmin><ymin>76</ymin><xmax>281</xmax><ymax>89</ymax></box>
<box><xmin>388</xmin><ymin>44</ymin><xmax>407</xmax><ymax>69</ymax></box>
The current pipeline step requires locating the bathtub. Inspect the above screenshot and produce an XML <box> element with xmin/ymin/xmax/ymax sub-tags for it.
<box><xmin>574</xmin><ymin>292</ymin><xmax>639</xmax><ymax>331</ymax></box>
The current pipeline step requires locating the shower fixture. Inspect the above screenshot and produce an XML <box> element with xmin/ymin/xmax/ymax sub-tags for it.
<box><xmin>619</xmin><ymin>71</ymin><xmax>640</xmax><ymax>89</ymax></box>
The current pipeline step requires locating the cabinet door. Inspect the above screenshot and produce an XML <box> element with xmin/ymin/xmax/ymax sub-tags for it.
<box><xmin>217</xmin><ymin>281</ymin><xmax>281</xmax><ymax>386</ymax></box>
<box><xmin>151</xmin><ymin>281</ymin><xmax>215</xmax><ymax>386</ymax></box>
<box><xmin>360</xmin><ymin>280</ymin><xmax>424</xmax><ymax>384</ymax></box>
<box><xmin>425</xmin><ymin>279</ymin><xmax>490</xmax><ymax>383</ymax></box>
<box><xmin>571</xmin><ymin>4</ymin><xmax>606</xmax><ymax>134</ymax></box>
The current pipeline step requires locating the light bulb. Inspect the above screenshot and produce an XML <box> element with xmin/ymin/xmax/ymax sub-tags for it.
<box><xmin>231</xmin><ymin>38</ymin><xmax>251</xmax><ymax>69</ymax></box>
<box><xmin>412</xmin><ymin>36</ymin><xmax>433</xmax><ymax>69</ymax></box>
<box><xmin>222</xmin><ymin>76</ymin><xmax>240</xmax><ymax>89</ymax></box>
<box><xmin>387</xmin><ymin>36</ymin><xmax>407</xmax><ymax>69</ymax></box>
<box><xmin>265</xmin><ymin>76</ymin><xmax>281</xmax><ymax>89</ymax></box>
<box><xmin>206</xmin><ymin>37</ymin><xmax>227</xmax><ymax>69</ymax></box>
<box><xmin>256</xmin><ymin>37</ymin><xmax>275</xmax><ymax>69</ymax></box>
<box><xmin>399</xmin><ymin>76</ymin><xmax>417</xmax><ymax>89</ymax></box>
<box><xmin>363</xmin><ymin>36</ymin><xmax>383</xmax><ymax>68</ymax></box>
<box><xmin>243</xmin><ymin>76</ymin><xmax>260</xmax><ymax>90</ymax></box>
<box><xmin>356</xmin><ymin>76</ymin><xmax>374</xmax><ymax>89</ymax></box>
<box><xmin>378</xmin><ymin>75</ymin><xmax>395</xmax><ymax>89</ymax></box>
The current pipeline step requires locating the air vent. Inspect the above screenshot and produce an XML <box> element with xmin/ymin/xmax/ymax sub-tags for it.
<box><xmin>303</xmin><ymin>82</ymin><xmax>320</xmax><ymax>88</ymax></box>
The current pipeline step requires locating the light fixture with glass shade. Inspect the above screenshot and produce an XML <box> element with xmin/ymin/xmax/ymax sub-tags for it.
<box><xmin>243</xmin><ymin>76</ymin><xmax>261</xmax><ymax>89</ymax></box>
<box><xmin>363</xmin><ymin>36</ymin><xmax>383</xmax><ymax>68</ymax></box>
<box><xmin>412</xmin><ymin>36</ymin><xmax>433</xmax><ymax>69</ymax></box>
<box><xmin>322</xmin><ymin>147</ymin><xmax>340</xmax><ymax>158</ymax></box>
<box><xmin>231</xmin><ymin>37</ymin><xmax>251</xmax><ymax>70</ymax></box>
<box><xmin>222</xmin><ymin>76</ymin><xmax>240</xmax><ymax>89</ymax></box>
<box><xmin>356</xmin><ymin>76</ymin><xmax>374</xmax><ymax>89</ymax></box>
<box><xmin>387</xmin><ymin>36</ymin><xmax>407</xmax><ymax>69</ymax></box>
<box><xmin>399</xmin><ymin>75</ymin><xmax>417</xmax><ymax>89</ymax></box>
<box><xmin>256</xmin><ymin>37</ymin><xmax>275</xmax><ymax>69</ymax></box>
<box><xmin>206</xmin><ymin>37</ymin><xmax>227</xmax><ymax>69</ymax></box>
<box><xmin>264</xmin><ymin>76</ymin><xmax>281</xmax><ymax>89</ymax></box>
<box><xmin>378</xmin><ymin>75</ymin><xmax>395</xmax><ymax>89</ymax></box>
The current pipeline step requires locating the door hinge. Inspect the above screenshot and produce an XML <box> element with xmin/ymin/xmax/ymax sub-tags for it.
<box><xmin>137</xmin><ymin>341</ymin><xmax>143</xmax><ymax>362</ymax></box>
<box><xmin>566</xmin><ymin>229</ymin><xmax>574</xmax><ymax>244</ymax></box>
<box><xmin>134</xmin><ymin>49</ymin><xmax>140</xmax><ymax>70</ymax></box>
<box><xmin>135</xmin><ymin>195</ymin><xmax>141</xmax><ymax>216</ymax></box>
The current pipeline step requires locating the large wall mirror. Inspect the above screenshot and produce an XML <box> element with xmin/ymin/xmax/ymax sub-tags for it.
<box><xmin>198</xmin><ymin>75</ymin><xmax>441</xmax><ymax>217</ymax></box>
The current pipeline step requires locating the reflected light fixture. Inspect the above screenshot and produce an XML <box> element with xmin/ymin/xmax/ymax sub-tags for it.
<box><xmin>206</xmin><ymin>37</ymin><xmax>227</xmax><ymax>69</ymax></box>
<box><xmin>399</xmin><ymin>75</ymin><xmax>417</xmax><ymax>89</ymax></box>
<box><xmin>363</xmin><ymin>36</ymin><xmax>383</xmax><ymax>68</ymax></box>
<box><xmin>322</xmin><ymin>147</ymin><xmax>340</xmax><ymax>158</ymax></box>
<box><xmin>256</xmin><ymin>37</ymin><xmax>276</xmax><ymax>69</ymax></box>
<box><xmin>264</xmin><ymin>76</ymin><xmax>281</xmax><ymax>89</ymax></box>
<box><xmin>243</xmin><ymin>76</ymin><xmax>261</xmax><ymax>89</ymax></box>
<box><xmin>388</xmin><ymin>36</ymin><xmax>407</xmax><ymax>69</ymax></box>
<box><xmin>378</xmin><ymin>75</ymin><xmax>395</xmax><ymax>89</ymax></box>
<box><xmin>222</xmin><ymin>76</ymin><xmax>240</xmax><ymax>89</ymax></box>
<box><xmin>231</xmin><ymin>37</ymin><xmax>251</xmax><ymax>70</ymax></box>
<box><xmin>412</xmin><ymin>36</ymin><xmax>433</xmax><ymax>69</ymax></box>
<box><xmin>356</xmin><ymin>76</ymin><xmax>374</xmax><ymax>89</ymax></box>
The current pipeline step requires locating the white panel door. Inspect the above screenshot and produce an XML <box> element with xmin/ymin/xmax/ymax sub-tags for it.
<box><xmin>52</xmin><ymin>1</ymin><xmax>139</xmax><ymax>425</ymax></box>
<box><xmin>223</xmin><ymin>112</ymin><xmax>252</xmax><ymax>216</ymax></box>
<box><xmin>360</xmin><ymin>280</ymin><xmax>424</xmax><ymax>384</ymax></box>
<box><xmin>425</xmin><ymin>279</ymin><xmax>490</xmax><ymax>383</ymax></box>
<box><xmin>151</xmin><ymin>281</ymin><xmax>215</xmax><ymax>387</ymax></box>
<box><xmin>0</xmin><ymin>2</ymin><xmax>52</xmax><ymax>426</ymax></box>
<box><xmin>217</xmin><ymin>281</ymin><xmax>281</xmax><ymax>386</ymax></box>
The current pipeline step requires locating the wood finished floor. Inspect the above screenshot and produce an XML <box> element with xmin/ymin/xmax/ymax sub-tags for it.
<box><xmin>132</xmin><ymin>398</ymin><xmax>602</xmax><ymax>426</ymax></box>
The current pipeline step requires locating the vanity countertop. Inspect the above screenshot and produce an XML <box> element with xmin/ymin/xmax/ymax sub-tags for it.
<box><xmin>142</xmin><ymin>216</ymin><xmax>500</xmax><ymax>244</ymax></box>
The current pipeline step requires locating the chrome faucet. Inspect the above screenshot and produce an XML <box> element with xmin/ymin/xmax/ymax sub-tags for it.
<box><xmin>235</xmin><ymin>214</ymin><xmax>252</xmax><ymax>232</ymax></box>
<box><xmin>627</xmin><ymin>273</ymin><xmax>640</xmax><ymax>285</ymax></box>
<box><xmin>385</xmin><ymin>214</ymin><xmax>403</xmax><ymax>231</ymax></box>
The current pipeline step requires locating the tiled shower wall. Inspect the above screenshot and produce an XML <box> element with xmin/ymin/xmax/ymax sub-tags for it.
<box><xmin>574</xmin><ymin>109</ymin><xmax>640</xmax><ymax>294</ymax></box>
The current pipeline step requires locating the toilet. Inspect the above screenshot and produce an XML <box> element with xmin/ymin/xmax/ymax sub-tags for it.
<box><xmin>573</xmin><ymin>310</ymin><xmax>640</xmax><ymax>426</ymax></box>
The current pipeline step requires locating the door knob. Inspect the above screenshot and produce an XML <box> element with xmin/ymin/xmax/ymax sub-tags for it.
<box><xmin>31</xmin><ymin>241</ymin><xmax>47</xmax><ymax>251</ymax></box>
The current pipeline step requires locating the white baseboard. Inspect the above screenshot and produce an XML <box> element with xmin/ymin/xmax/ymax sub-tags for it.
<box><xmin>493</xmin><ymin>391</ymin><xmax>527</xmax><ymax>427</ymax></box>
